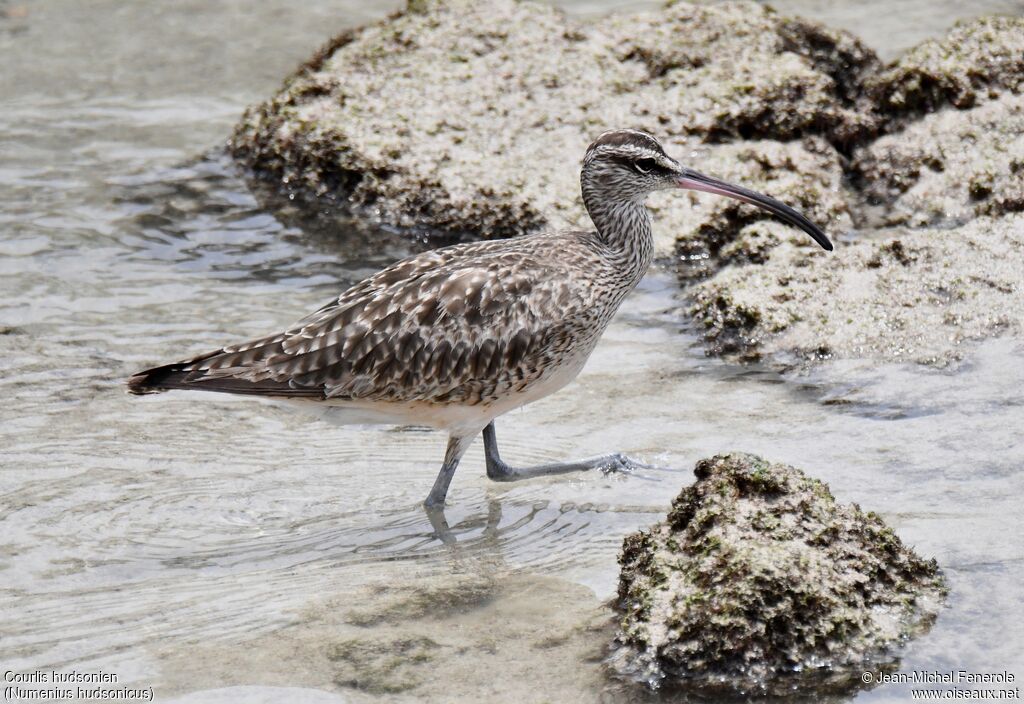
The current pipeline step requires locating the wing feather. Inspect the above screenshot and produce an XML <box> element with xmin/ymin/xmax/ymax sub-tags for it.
<box><xmin>131</xmin><ymin>234</ymin><xmax>600</xmax><ymax>404</ymax></box>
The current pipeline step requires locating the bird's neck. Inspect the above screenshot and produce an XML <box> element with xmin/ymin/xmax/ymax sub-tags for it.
<box><xmin>582</xmin><ymin>188</ymin><xmax>654</xmax><ymax>282</ymax></box>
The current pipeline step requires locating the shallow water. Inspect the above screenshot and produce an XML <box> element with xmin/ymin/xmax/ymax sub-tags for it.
<box><xmin>1</xmin><ymin>1</ymin><xmax>1022</xmax><ymax>702</ymax></box>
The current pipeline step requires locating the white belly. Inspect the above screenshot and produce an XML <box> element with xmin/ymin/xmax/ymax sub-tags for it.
<box><xmin>278</xmin><ymin>345</ymin><xmax>592</xmax><ymax>437</ymax></box>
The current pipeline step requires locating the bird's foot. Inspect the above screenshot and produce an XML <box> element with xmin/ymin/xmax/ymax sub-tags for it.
<box><xmin>591</xmin><ymin>453</ymin><xmax>680</xmax><ymax>482</ymax></box>
<box><xmin>485</xmin><ymin>452</ymin><xmax>679</xmax><ymax>482</ymax></box>
<box><xmin>593</xmin><ymin>452</ymin><xmax>652</xmax><ymax>474</ymax></box>
<box><xmin>599</xmin><ymin>453</ymin><xmax>690</xmax><ymax>476</ymax></box>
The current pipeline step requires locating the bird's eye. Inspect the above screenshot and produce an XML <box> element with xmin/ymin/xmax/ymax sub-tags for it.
<box><xmin>633</xmin><ymin>158</ymin><xmax>657</xmax><ymax>175</ymax></box>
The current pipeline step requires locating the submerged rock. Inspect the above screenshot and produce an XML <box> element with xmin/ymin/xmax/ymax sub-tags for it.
<box><xmin>157</xmin><ymin>572</ymin><xmax>613</xmax><ymax>701</ymax></box>
<box><xmin>853</xmin><ymin>93</ymin><xmax>1024</xmax><ymax>227</ymax></box>
<box><xmin>231</xmin><ymin>0</ymin><xmax>876</xmax><ymax>243</ymax></box>
<box><xmin>613</xmin><ymin>453</ymin><xmax>945</xmax><ymax>693</ymax></box>
<box><xmin>688</xmin><ymin>214</ymin><xmax>1024</xmax><ymax>366</ymax></box>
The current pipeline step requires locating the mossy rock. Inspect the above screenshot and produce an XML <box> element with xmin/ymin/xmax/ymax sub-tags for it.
<box><xmin>612</xmin><ymin>453</ymin><xmax>946</xmax><ymax>693</ymax></box>
<box><xmin>867</xmin><ymin>16</ymin><xmax>1024</xmax><ymax>118</ymax></box>
<box><xmin>852</xmin><ymin>92</ymin><xmax>1024</xmax><ymax>227</ymax></box>
<box><xmin>687</xmin><ymin>214</ymin><xmax>1024</xmax><ymax>367</ymax></box>
<box><xmin>231</xmin><ymin>0</ymin><xmax>876</xmax><ymax>244</ymax></box>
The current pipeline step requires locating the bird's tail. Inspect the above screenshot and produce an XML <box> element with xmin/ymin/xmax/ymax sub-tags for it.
<box><xmin>126</xmin><ymin>350</ymin><xmax>224</xmax><ymax>395</ymax></box>
<box><xmin>126</xmin><ymin>349</ymin><xmax>324</xmax><ymax>399</ymax></box>
<box><xmin>128</xmin><ymin>362</ymin><xmax>201</xmax><ymax>395</ymax></box>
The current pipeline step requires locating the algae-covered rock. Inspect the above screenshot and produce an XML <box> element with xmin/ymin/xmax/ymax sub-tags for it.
<box><xmin>231</xmin><ymin>0</ymin><xmax>877</xmax><ymax>243</ymax></box>
<box><xmin>852</xmin><ymin>93</ymin><xmax>1024</xmax><ymax>227</ymax></box>
<box><xmin>612</xmin><ymin>453</ymin><xmax>945</xmax><ymax>692</ymax></box>
<box><xmin>687</xmin><ymin>214</ymin><xmax>1024</xmax><ymax>366</ymax></box>
<box><xmin>596</xmin><ymin>3</ymin><xmax>878</xmax><ymax>146</ymax></box>
<box><xmin>866</xmin><ymin>16</ymin><xmax>1024</xmax><ymax>118</ymax></box>
<box><xmin>681</xmin><ymin>17</ymin><xmax>1024</xmax><ymax>365</ymax></box>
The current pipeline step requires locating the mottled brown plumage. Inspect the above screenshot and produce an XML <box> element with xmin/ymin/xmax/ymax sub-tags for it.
<box><xmin>131</xmin><ymin>231</ymin><xmax>633</xmax><ymax>408</ymax></box>
<box><xmin>130</xmin><ymin>129</ymin><xmax>831</xmax><ymax>507</ymax></box>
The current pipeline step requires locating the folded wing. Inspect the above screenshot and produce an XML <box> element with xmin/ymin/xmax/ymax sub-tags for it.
<box><xmin>129</xmin><ymin>241</ymin><xmax>579</xmax><ymax>406</ymax></box>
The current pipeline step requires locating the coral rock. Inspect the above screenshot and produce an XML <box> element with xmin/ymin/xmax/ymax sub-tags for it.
<box><xmin>613</xmin><ymin>453</ymin><xmax>946</xmax><ymax>692</ymax></box>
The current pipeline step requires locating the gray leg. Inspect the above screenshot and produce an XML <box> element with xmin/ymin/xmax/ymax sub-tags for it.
<box><xmin>482</xmin><ymin>422</ymin><xmax>651</xmax><ymax>482</ymax></box>
<box><xmin>424</xmin><ymin>433</ymin><xmax>474</xmax><ymax>508</ymax></box>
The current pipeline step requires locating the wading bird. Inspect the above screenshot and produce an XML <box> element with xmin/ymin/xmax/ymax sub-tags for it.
<box><xmin>129</xmin><ymin>129</ymin><xmax>831</xmax><ymax>507</ymax></box>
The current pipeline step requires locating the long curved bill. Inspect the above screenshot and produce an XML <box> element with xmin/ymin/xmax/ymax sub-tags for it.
<box><xmin>676</xmin><ymin>167</ymin><xmax>833</xmax><ymax>251</ymax></box>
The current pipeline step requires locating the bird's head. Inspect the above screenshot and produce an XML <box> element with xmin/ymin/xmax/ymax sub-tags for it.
<box><xmin>581</xmin><ymin>129</ymin><xmax>832</xmax><ymax>251</ymax></box>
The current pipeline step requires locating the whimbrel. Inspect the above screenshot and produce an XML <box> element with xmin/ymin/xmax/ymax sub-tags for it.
<box><xmin>129</xmin><ymin>130</ymin><xmax>831</xmax><ymax>507</ymax></box>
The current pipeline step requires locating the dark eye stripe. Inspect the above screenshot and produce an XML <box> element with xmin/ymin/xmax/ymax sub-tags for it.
<box><xmin>634</xmin><ymin>158</ymin><xmax>657</xmax><ymax>174</ymax></box>
<box><xmin>608</xmin><ymin>155</ymin><xmax>666</xmax><ymax>175</ymax></box>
